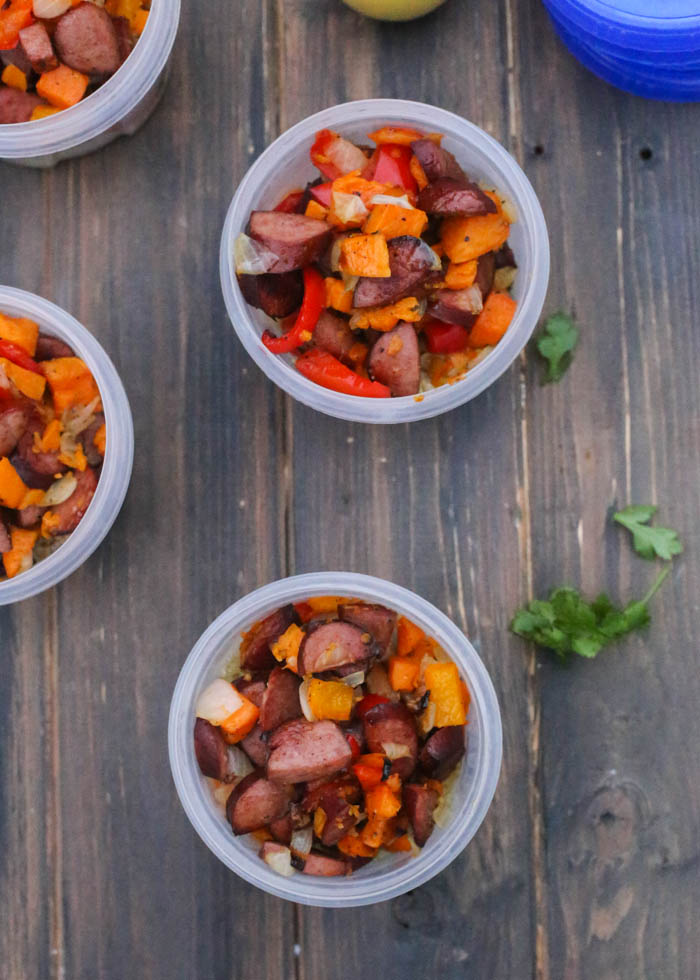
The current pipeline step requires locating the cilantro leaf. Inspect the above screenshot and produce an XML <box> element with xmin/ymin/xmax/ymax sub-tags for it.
<box><xmin>510</xmin><ymin>569</ymin><xmax>669</xmax><ymax>660</ymax></box>
<box><xmin>613</xmin><ymin>505</ymin><xmax>683</xmax><ymax>561</ymax></box>
<box><xmin>535</xmin><ymin>312</ymin><xmax>579</xmax><ymax>383</ymax></box>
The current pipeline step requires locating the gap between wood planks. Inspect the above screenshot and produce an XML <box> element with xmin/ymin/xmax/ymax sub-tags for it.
<box><xmin>503</xmin><ymin>1</ymin><xmax>550</xmax><ymax>977</ymax></box>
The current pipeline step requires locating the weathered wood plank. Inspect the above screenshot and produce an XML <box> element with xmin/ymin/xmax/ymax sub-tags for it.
<box><xmin>515</xmin><ymin>2</ymin><xmax>700</xmax><ymax>978</ymax></box>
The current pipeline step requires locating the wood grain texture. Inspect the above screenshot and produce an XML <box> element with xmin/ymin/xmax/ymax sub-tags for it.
<box><xmin>0</xmin><ymin>0</ymin><xmax>699</xmax><ymax>977</ymax></box>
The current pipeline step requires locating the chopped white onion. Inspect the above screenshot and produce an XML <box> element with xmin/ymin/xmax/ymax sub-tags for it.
<box><xmin>331</xmin><ymin>191</ymin><xmax>368</xmax><ymax>226</ymax></box>
<box><xmin>424</xmin><ymin>243</ymin><xmax>443</xmax><ymax>271</ymax></box>
<box><xmin>18</xmin><ymin>551</ymin><xmax>34</xmax><ymax>576</ymax></box>
<box><xmin>462</xmin><ymin>284</ymin><xmax>483</xmax><ymax>315</ymax></box>
<box><xmin>290</xmin><ymin>826</ymin><xmax>313</xmax><ymax>857</ymax></box>
<box><xmin>369</xmin><ymin>193</ymin><xmax>414</xmax><ymax>210</ymax></box>
<box><xmin>494</xmin><ymin>266</ymin><xmax>517</xmax><ymax>293</ymax></box>
<box><xmin>212</xmin><ymin>783</ymin><xmax>234</xmax><ymax>807</ymax></box>
<box><xmin>500</xmin><ymin>196</ymin><xmax>518</xmax><ymax>223</ymax></box>
<box><xmin>227</xmin><ymin>745</ymin><xmax>254</xmax><ymax>780</ymax></box>
<box><xmin>195</xmin><ymin>679</ymin><xmax>243</xmax><ymax>725</ymax></box>
<box><xmin>382</xmin><ymin>741</ymin><xmax>412</xmax><ymax>760</ymax></box>
<box><xmin>330</xmin><ymin>238</ymin><xmax>343</xmax><ymax>272</ymax></box>
<box><xmin>63</xmin><ymin>398</ymin><xmax>99</xmax><ymax>438</ymax></box>
<box><xmin>263</xmin><ymin>845</ymin><xmax>295</xmax><ymax>877</ymax></box>
<box><xmin>299</xmin><ymin>679</ymin><xmax>317</xmax><ymax>722</ymax></box>
<box><xmin>40</xmin><ymin>472</ymin><xmax>77</xmax><ymax>508</ymax></box>
<box><xmin>366</xmin><ymin>664</ymin><xmax>394</xmax><ymax>697</ymax></box>
<box><xmin>418</xmin><ymin>700</ymin><xmax>437</xmax><ymax>737</ymax></box>
<box><xmin>340</xmin><ymin>670</ymin><xmax>365</xmax><ymax>688</ymax></box>
<box><xmin>33</xmin><ymin>0</ymin><xmax>71</xmax><ymax>16</ymax></box>
<box><xmin>340</xmin><ymin>272</ymin><xmax>359</xmax><ymax>291</ymax></box>
<box><xmin>234</xmin><ymin>233</ymin><xmax>280</xmax><ymax>275</ymax></box>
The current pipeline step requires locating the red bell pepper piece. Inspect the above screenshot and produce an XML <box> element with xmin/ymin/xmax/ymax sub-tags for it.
<box><xmin>0</xmin><ymin>340</ymin><xmax>41</xmax><ymax>374</ymax></box>
<box><xmin>371</xmin><ymin>144</ymin><xmax>417</xmax><ymax>193</ymax></box>
<box><xmin>261</xmin><ymin>267</ymin><xmax>325</xmax><ymax>354</ymax></box>
<box><xmin>274</xmin><ymin>189</ymin><xmax>305</xmax><ymax>213</ymax></box>
<box><xmin>309</xmin><ymin>182</ymin><xmax>333</xmax><ymax>208</ymax></box>
<box><xmin>423</xmin><ymin>321</ymin><xmax>471</xmax><ymax>354</ymax></box>
<box><xmin>347</xmin><ymin>734</ymin><xmax>362</xmax><ymax>760</ymax></box>
<box><xmin>295</xmin><ymin>349</ymin><xmax>391</xmax><ymax>398</ymax></box>
<box><xmin>356</xmin><ymin>694</ymin><xmax>390</xmax><ymax>718</ymax></box>
<box><xmin>0</xmin><ymin>0</ymin><xmax>33</xmax><ymax>50</ymax></box>
<box><xmin>310</xmin><ymin>129</ymin><xmax>343</xmax><ymax>181</ymax></box>
<box><xmin>352</xmin><ymin>762</ymin><xmax>384</xmax><ymax>791</ymax></box>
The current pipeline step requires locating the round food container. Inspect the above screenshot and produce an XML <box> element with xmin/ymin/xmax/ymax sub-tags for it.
<box><xmin>220</xmin><ymin>99</ymin><xmax>549</xmax><ymax>424</ymax></box>
<box><xmin>168</xmin><ymin>572</ymin><xmax>503</xmax><ymax>908</ymax></box>
<box><xmin>0</xmin><ymin>286</ymin><xmax>133</xmax><ymax>604</ymax></box>
<box><xmin>0</xmin><ymin>0</ymin><xmax>180</xmax><ymax>168</ymax></box>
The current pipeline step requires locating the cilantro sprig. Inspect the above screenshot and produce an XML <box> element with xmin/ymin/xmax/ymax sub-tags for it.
<box><xmin>535</xmin><ymin>312</ymin><xmax>579</xmax><ymax>383</ymax></box>
<box><xmin>613</xmin><ymin>505</ymin><xmax>683</xmax><ymax>561</ymax></box>
<box><xmin>511</xmin><ymin>568</ymin><xmax>669</xmax><ymax>660</ymax></box>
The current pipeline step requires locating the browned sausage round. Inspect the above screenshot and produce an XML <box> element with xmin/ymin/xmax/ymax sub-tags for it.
<box><xmin>311</xmin><ymin>310</ymin><xmax>358</xmax><ymax>365</ymax></box>
<box><xmin>240</xmin><ymin>604</ymin><xmax>296</xmax><ymax>671</ymax></box>
<box><xmin>247</xmin><ymin>212</ymin><xmax>332</xmax><ymax>273</ymax></box>
<box><xmin>8</xmin><ymin>453</ymin><xmax>53</xmax><ymax>491</ymax></box>
<box><xmin>53</xmin><ymin>3</ymin><xmax>121</xmax><ymax>78</ymax></box>
<box><xmin>19</xmin><ymin>22</ymin><xmax>58</xmax><ymax>74</ymax></box>
<box><xmin>362</xmin><ymin>701</ymin><xmax>418</xmax><ymax>780</ymax></box>
<box><xmin>299</xmin><ymin>621</ymin><xmax>375</xmax><ymax>675</ymax></box>
<box><xmin>17</xmin><ymin>412</ymin><xmax>66</xmax><ymax>478</ymax></box>
<box><xmin>259</xmin><ymin>666</ymin><xmax>302</xmax><ymax>732</ymax></box>
<box><xmin>419</xmin><ymin>726</ymin><xmax>466</xmax><ymax>780</ymax></box>
<box><xmin>78</xmin><ymin>413</ymin><xmax>105</xmax><ymax>468</ymax></box>
<box><xmin>0</xmin><ymin>87</ymin><xmax>44</xmax><ymax>124</ymax></box>
<box><xmin>34</xmin><ymin>335</ymin><xmax>75</xmax><ymax>361</ymax></box>
<box><xmin>269</xmin><ymin>813</ymin><xmax>293</xmax><ymax>844</ymax></box>
<box><xmin>418</xmin><ymin>178</ymin><xmax>497</xmax><ymax>218</ymax></box>
<box><xmin>475</xmin><ymin>251</ymin><xmax>495</xmax><ymax>299</ymax></box>
<box><xmin>338</xmin><ymin>603</ymin><xmax>397</xmax><ymax>654</ymax></box>
<box><xmin>239</xmin><ymin>723</ymin><xmax>270</xmax><ymax>768</ymax></box>
<box><xmin>410</xmin><ymin>138</ymin><xmax>466</xmax><ymax>182</ymax></box>
<box><xmin>353</xmin><ymin>237</ymin><xmax>437</xmax><ymax>309</ymax></box>
<box><xmin>0</xmin><ymin>517</ymin><xmax>11</xmax><ymax>554</ymax></box>
<box><xmin>301</xmin><ymin>852</ymin><xmax>349</xmax><ymax>877</ymax></box>
<box><xmin>194</xmin><ymin>718</ymin><xmax>237</xmax><ymax>782</ymax></box>
<box><xmin>233</xmin><ymin>678</ymin><xmax>266</xmax><ymax>707</ymax></box>
<box><xmin>428</xmin><ymin>285</ymin><xmax>483</xmax><ymax>327</ymax></box>
<box><xmin>267</xmin><ymin>719</ymin><xmax>353</xmax><ymax>784</ymax></box>
<box><xmin>226</xmin><ymin>770</ymin><xmax>293</xmax><ymax>835</ymax></box>
<box><xmin>50</xmin><ymin>466</ymin><xmax>98</xmax><ymax>534</ymax></box>
<box><xmin>403</xmin><ymin>784</ymin><xmax>439</xmax><ymax>847</ymax></box>
<box><xmin>368</xmin><ymin>322</ymin><xmax>420</xmax><ymax>397</ymax></box>
<box><xmin>0</xmin><ymin>403</ymin><xmax>31</xmax><ymax>458</ymax></box>
<box><xmin>237</xmin><ymin>271</ymin><xmax>303</xmax><ymax>319</ymax></box>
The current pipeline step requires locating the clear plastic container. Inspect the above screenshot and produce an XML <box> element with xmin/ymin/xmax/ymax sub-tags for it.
<box><xmin>219</xmin><ymin>99</ymin><xmax>550</xmax><ymax>424</ymax></box>
<box><xmin>0</xmin><ymin>0</ymin><xmax>180</xmax><ymax>168</ymax></box>
<box><xmin>168</xmin><ymin>572</ymin><xmax>503</xmax><ymax>908</ymax></box>
<box><xmin>0</xmin><ymin>286</ymin><xmax>133</xmax><ymax>604</ymax></box>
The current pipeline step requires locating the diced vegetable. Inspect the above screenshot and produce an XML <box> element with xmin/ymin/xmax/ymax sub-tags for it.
<box><xmin>423</xmin><ymin>321</ymin><xmax>470</xmax><ymax>355</ymax></box>
<box><xmin>387</xmin><ymin>653</ymin><xmax>422</xmax><ymax>691</ymax></box>
<box><xmin>270</xmin><ymin>622</ymin><xmax>305</xmax><ymax>671</ymax></box>
<box><xmin>0</xmin><ymin>313</ymin><xmax>39</xmax><ymax>356</ymax></box>
<box><xmin>370</xmin><ymin>144</ymin><xmax>417</xmax><ymax>193</ymax></box>
<box><xmin>366</xmin><ymin>782</ymin><xmax>402</xmax><ymax>819</ymax></box>
<box><xmin>261</xmin><ymin>266</ymin><xmax>324</xmax><ymax>354</ymax></box>
<box><xmin>441</xmin><ymin>194</ymin><xmax>511</xmax><ymax>263</ymax></box>
<box><xmin>36</xmin><ymin>64</ymin><xmax>90</xmax><ymax>110</ymax></box>
<box><xmin>305</xmin><ymin>199</ymin><xmax>329</xmax><ymax>221</ymax></box>
<box><xmin>363</xmin><ymin>202</ymin><xmax>428</xmax><ymax>240</ymax></box>
<box><xmin>324</xmin><ymin>277</ymin><xmax>353</xmax><ymax>314</ymax></box>
<box><xmin>0</xmin><ymin>0</ymin><xmax>34</xmax><ymax>51</ymax></box>
<box><xmin>424</xmin><ymin>662</ymin><xmax>468</xmax><ymax>727</ymax></box>
<box><xmin>367</xmin><ymin>126</ymin><xmax>440</xmax><ymax>147</ymax></box>
<box><xmin>339</xmin><ymin>234</ymin><xmax>391</xmax><ymax>278</ymax></box>
<box><xmin>467</xmin><ymin>292</ymin><xmax>517</xmax><ymax>348</ymax></box>
<box><xmin>0</xmin><ymin>458</ymin><xmax>30</xmax><ymax>509</ymax></box>
<box><xmin>1</xmin><ymin>63</ymin><xmax>27</xmax><ymax>91</ymax></box>
<box><xmin>396</xmin><ymin>616</ymin><xmax>425</xmax><ymax>656</ymax></box>
<box><xmin>350</xmin><ymin>296</ymin><xmax>424</xmax><ymax>332</ymax></box>
<box><xmin>0</xmin><ymin>357</ymin><xmax>45</xmax><ymax>400</ymax></box>
<box><xmin>311</xmin><ymin>129</ymin><xmax>368</xmax><ymax>180</ymax></box>
<box><xmin>219</xmin><ymin>695</ymin><xmax>260</xmax><ymax>743</ymax></box>
<box><xmin>40</xmin><ymin>357</ymin><xmax>100</xmax><ymax>412</ymax></box>
<box><xmin>196</xmin><ymin>678</ymin><xmax>247</xmax><ymax>726</ymax></box>
<box><xmin>444</xmin><ymin>259</ymin><xmax>478</xmax><ymax>290</ymax></box>
<box><xmin>275</xmin><ymin>189</ymin><xmax>305</xmax><ymax>213</ymax></box>
<box><xmin>296</xmin><ymin>349</ymin><xmax>391</xmax><ymax>398</ymax></box>
<box><xmin>2</xmin><ymin>526</ymin><xmax>39</xmax><ymax>579</ymax></box>
<box><xmin>306</xmin><ymin>677</ymin><xmax>354</xmax><ymax>721</ymax></box>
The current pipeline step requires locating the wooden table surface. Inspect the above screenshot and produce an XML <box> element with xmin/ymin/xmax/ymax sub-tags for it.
<box><xmin>2</xmin><ymin>0</ymin><xmax>699</xmax><ymax>977</ymax></box>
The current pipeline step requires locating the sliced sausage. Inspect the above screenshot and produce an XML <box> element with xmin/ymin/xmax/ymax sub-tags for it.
<box><xmin>298</xmin><ymin>621</ymin><xmax>375</xmax><ymax>675</ymax></box>
<box><xmin>301</xmin><ymin>852</ymin><xmax>349</xmax><ymax>877</ymax></box>
<box><xmin>267</xmin><ymin>719</ymin><xmax>352</xmax><ymax>784</ymax></box>
<box><xmin>0</xmin><ymin>515</ymin><xmax>10</xmax><ymax>553</ymax></box>
<box><xmin>16</xmin><ymin>505</ymin><xmax>42</xmax><ymax>528</ymax></box>
<box><xmin>301</xmin><ymin>772</ymin><xmax>361</xmax><ymax>812</ymax></box>
<box><xmin>475</xmin><ymin>251</ymin><xmax>495</xmax><ymax>300</ymax></box>
<box><xmin>226</xmin><ymin>770</ymin><xmax>293</xmax><ymax>835</ymax></box>
<box><xmin>411</xmin><ymin>138</ymin><xmax>466</xmax><ymax>182</ymax></box>
<box><xmin>362</xmin><ymin>701</ymin><xmax>418</xmax><ymax>780</ymax></box>
<box><xmin>194</xmin><ymin>718</ymin><xmax>238</xmax><ymax>782</ymax></box>
<box><xmin>34</xmin><ymin>334</ymin><xmax>75</xmax><ymax>360</ymax></box>
<box><xmin>311</xmin><ymin>309</ymin><xmax>357</xmax><ymax>365</ymax></box>
<box><xmin>247</xmin><ymin>212</ymin><xmax>332</xmax><ymax>273</ymax></box>
<box><xmin>353</xmin><ymin>236</ymin><xmax>437</xmax><ymax>309</ymax></box>
<box><xmin>269</xmin><ymin>813</ymin><xmax>293</xmax><ymax>844</ymax></box>
<box><xmin>404</xmin><ymin>784</ymin><xmax>439</xmax><ymax>847</ymax></box>
<box><xmin>417</xmin><ymin>177</ymin><xmax>497</xmax><ymax>218</ymax></box>
<box><xmin>428</xmin><ymin>284</ymin><xmax>483</xmax><ymax>327</ymax></box>
<box><xmin>338</xmin><ymin>603</ymin><xmax>397</xmax><ymax>654</ymax></box>
<box><xmin>419</xmin><ymin>726</ymin><xmax>466</xmax><ymax>780</ymax></box>
<box><xmin>0</xmin><ymin>87</ymin><xmax>44</xmax><ymax>124</ymax></box>
<box><xmin>339</xmin><ymin>718</ymin><xmax>366</xmax><ymax>756</ymax></box>
<box><xmin>240</xmin><ymin>604</ymin><xmax>296</xmax><ymax>671</ymax></box>
<box><xmin>17</xmin><ymin>413</ymin><xmax>66</xmax><ymax>478</ymax></box>
<box><xmin>239</xmin><ymin>723</ymin><xmax>270</xmax><ymax>768</ymax></box>
<box><xmin>0</xmin><ymin>403</ymin><xmax>31</xmax><ymax>457</ymax></box>
<box><xmin>8</xmin><ymin>453</ymin><xmax>53</xmax><ymax>491</ymax></box>
<box><xmin>19</xmin><ymin>22</ymin><xmax>58</xmax><ymax>73</ymax></box>
<box><xmin>368</xmin><ymin>322</ymin><xmax>420</xmax><ymax>397</ymax></box>
<box><xmin>49</xmin><ymin>465</ymin><xmax>98</xmax><ymax>534</ymax></box>
<box><xmin>494</xmin><ymin>243</ymin><xmax>517</xmax><ymax>269</ymax></box>
<box><xmin>237</xmin><ymin>271</ymin><xmax>303</xmax><ymax>319</ymax></box>
<box><xmin>1</xmin><ymin>43</ymin><xmax>32</xmax><ymax>75</ymax></box>
<box><xmin>112</xmin><ymin>16</ymin><xmax>134</xmax><ymax>64</ymax></box>
<box><xmin>306</xmin><ymin>778</ymin><xmax>361</xmax><ymax>846</ymax></box>
<box><xmin>79</xmin><ymin>413</ymin><xmax>105</xmax><ymax>468</ymax></box>
<box><xmin>233</xmin><ymin>678</ymin><xmax>266</xmax><ymax>707</ymax></box>
<box><xmin>54</xmin><ymin>2</ymin><xmax>121</xmax><ymax>78</ymax></box>
<box><xmin>259</xmin><ymin>666</ymin><xmax>302</xmax><ymax>732</ymax></box>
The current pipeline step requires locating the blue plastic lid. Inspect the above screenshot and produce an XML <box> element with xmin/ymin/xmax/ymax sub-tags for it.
<box><xmin>547</xmin><ymin>0</ymin><xmax>700</xmax><ymax>50</ymax></box>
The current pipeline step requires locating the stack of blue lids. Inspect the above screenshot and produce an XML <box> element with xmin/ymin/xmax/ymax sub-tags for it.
<box><xmin>542</xmin><ymin>0</ymin><xmax>700</xmax><ymax>100</ymax></box>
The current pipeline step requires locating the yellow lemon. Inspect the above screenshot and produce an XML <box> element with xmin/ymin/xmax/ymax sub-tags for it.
<box><xmin>342</xmin><ymin>0</ymin><xmax>447</xmax><ymax>21</ymax></box>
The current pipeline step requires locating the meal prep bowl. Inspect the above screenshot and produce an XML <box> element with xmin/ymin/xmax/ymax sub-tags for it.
<box><xmin>0</xmin><ymin>0</ymin><xmax>180</xmax><ymax>168</ymax></box>
<box><xmin>168</xmin><ymin>572</ymin><xmax>502</xmax><ymax>908</ymax></box>
<box><xmin>0</xmin><ymin>286</ymin><xmax>133</xmax><ymax>604</ymax></box>
<box><xmin>220</xmin><ymin>98</ymin><xmax>549</xmax><ymax>424</ymax></box>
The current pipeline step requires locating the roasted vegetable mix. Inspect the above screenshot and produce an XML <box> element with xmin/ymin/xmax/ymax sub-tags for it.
<box><xmin>0</xmin><ymin>311</ymin><xmax>105</xmax><ymax>579</ymax></box>
<box><xmin>235</xmin><ymin>124</ymin><xmax>519</xmax><ymax>398</ymax></box>
<box><xmin>193</xmin><ymin>596</ymin><xmax>470</xmax><ymax>878</ymax></box>
<box><xmin>0</xmin><ymin>0</ymin><xmax>150</xmax><ymax>123</ymax></box>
